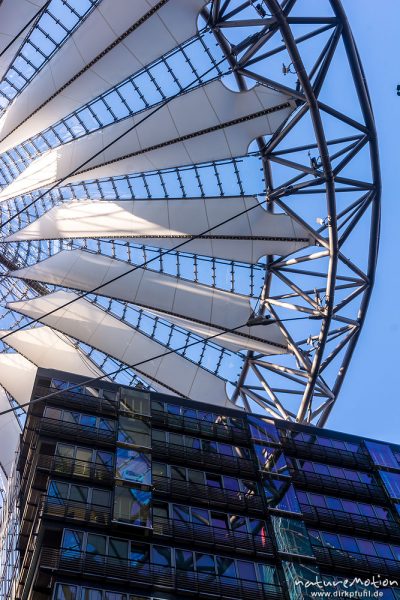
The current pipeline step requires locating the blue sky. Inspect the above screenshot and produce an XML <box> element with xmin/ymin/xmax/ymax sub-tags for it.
<box><xmin>327</xmin><ymin>1</ymin><xmax>399</xmax><ymax>442</ymax></box>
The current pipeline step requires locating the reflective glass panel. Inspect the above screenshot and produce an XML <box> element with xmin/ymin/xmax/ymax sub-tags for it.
<box><xmin>113</xmin><ymin>487</ymin><xmax>151</xmax><ymax>527</ymax></box>
<box><xmin>264</xmin><ymin>480</ymin><xmax>301</xmax><ymax>513</ymax></box>
<box><xmin>365</xmin><ymin>441</ymin><xmax>399</xmax><ymax>469</ymax></box>
<box><xmin>54</xmin><ymin>584</ymin><xmax>78</xmax><ymax>600</ymax></box>
<box><xmin>272</xmin><ymin>517</ymin><xmax>314</xmax><ymax>557</ymax></box>
<box><xmin>247</xmin><ymin>416</ymin><xmax>280</xmax><ymax>443</ymax></box>
<box><xmin>116</xmin><ymin>448</ymin><xmax>151</xmax><ymax>485</ymax></box>
<box><xmin>118</xmin><ymin>416</ymin><xmax>150</xmax><ymax>448</ymax></box>
<box><xmin>380</xmin><ymin>471</ymin><xmax>400</xmax><ymax>499</ymax></box>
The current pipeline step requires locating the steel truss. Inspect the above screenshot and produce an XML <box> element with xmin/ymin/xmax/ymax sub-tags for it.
<box><xmin>204</xmin><ymin>0</ymin><xmax>380</xmax><ymax>424</ymax></box>
<box><xmin>0</xmin><ymin>0</ymin><xmax>380</xmax><ymax>427</ymax></box>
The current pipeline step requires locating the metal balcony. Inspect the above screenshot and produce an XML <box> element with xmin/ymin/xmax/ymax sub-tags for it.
<box><xmin>41</xmin><ymin>496</ymin><xmax>111</xmax><ymax>526</ymax></box>
<box><xmin>152</xmin><ymin>440</ymin><xmax>256</xmax><ymax>476</ymax></box>
<box><xmin>291</xmin><ymin>470</ymin><xmax>386</xmax><ymax>502</ymax></box>
<box><xmin>313</xmin><ymin>545</ymin><xmax>400</xmax><ymax>578</ymax></box>
<box><xmin>153</xmin><ymin>475</ymin><xmax>264</xmax><ymax>514</ymax></box>
<box><xmin>282</xmin><ymin>438</ymin><xmax>371</xmax><ymax>469</ymax></box>
<box><xmin>301</xmin><ymin>504</ymin><xmax>400</xmax><ymax>541</ymax></box>
<box><xmin>32</xmin><ymin>384</ymin><xmax>119</xmax><ymax>415</ymax></box>
<box><xmin>152</xmin><ymin>515</ymin><xmax>273</xmax><ymax>556</ymax></box>
<box><xmin>38</xmin><ymin>549</ymin><xmax>284</xmax><ymax>599</ymax></box>
<box><xmin>36</xmin><ymin>454</ymin><xmax>114</xmax><ymax>484</ymax></box>
<box><xmin>151</xmin><ymin>410</ymin><xmax>249</xmax><ymax>444</ymax></box>
<box><xmin>36</xmin><ymin>416</ymin><xmax>116</xmax><ymax>445</ymax></box>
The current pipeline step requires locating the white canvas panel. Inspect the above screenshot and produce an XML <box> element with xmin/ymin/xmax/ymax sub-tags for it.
<box><xmin>0</xmin><ymin>83</ymin><xmax>293</xmax><ymax>202</ymax></box>
<box><xmin>0</xmin><ymin>325</ymin><xmax>103</xmax><ymax>378</ymax></box>
<box><xmin>0</xmin><ymin>0</ymin><xmax>207</xmax><ymax>151</ymax></box>
<box><xmin>5</xmin><ymin>198</ymin><xmax>311</xmax><ymax>261</ymax></box>
<box><xmin>8</xmin><ymin>291</ymin><xmax>235</xmax><ymax>407</ymax></box>
<box><xmin>0</xmin><ymin>353</ymin><xmax>37</xmax><ymax>407</ymax></box>
<box><xmin>0</xmin><ymin>387</ymin><xmax>22</xmax><ymax>477</ymax></box>
<box><xmin>10</xmin><ymin>249</ymin><xmax>288</xmax><ymax>352</ymax></box>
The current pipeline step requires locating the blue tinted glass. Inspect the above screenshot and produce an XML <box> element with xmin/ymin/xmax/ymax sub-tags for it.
<box><xmin>374</xmin><ymin>542</ymin><xmax>394</xmax><ymax>559</ymax></box>
<box><xmin>113</xmin><ymin>487</ymin><xmax>151</xmax><ymax>526</ymax></box>
<box><xmin>54</xmin><ymin>584</ymin><xmax>78</xmax><ymax>600</ymax></box>
<box><xmin>264</xmin><ymin>480</ymin><xmax>300</xmax><ymax>513</ymax></box>
<box><xmin>339</xmin><ymin>536</ymin><xmax>358</xmax><ymax>553</ymax></box>
<box><xmin>116</xmin><ymin>448</ymin><xmax>151</xmax><ymax>485</ymax></box>
<box><xmin>366</xmin><ymin>441</ymin><xmax>399</xmax><ymax>469</ymax></box>
<box><xmin>380</xmin><ymin>471</ymin><xmax>400</xmax><ymax>499</ymax></box>
<box><xmin>62</xmin><ymin>530</ymin><xmax>83</xmax><ymax>558</ymax></box>
<box><xmin>258</xmin><ymin>564</ymin><xmax>277</xmax><ymax>585</ymax></box>
<box><xmin>255</xmin><ymin>445</ymin><xmax>289</xmax><ymax>475</ymax></box>
<box><xmin>247</xmin><ymin>416</ymin><xmax>280</xmax><ymax>443</ymax></box>
<box><xmin>325</xmin><ymin>497</ymin><xmax>342</xmax><ymax>511</ymax></box>
<box><xmin>272</xmin><ymin>517</ymin><xmax>314</xmax><ymax>556</ymax></box>
<box><xmin>321</xmin><ymin>532</ymin><xmax>340</xmax><ymax>548</ymax></box>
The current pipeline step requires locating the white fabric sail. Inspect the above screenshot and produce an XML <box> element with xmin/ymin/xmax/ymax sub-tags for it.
<box><xmin>8</xmin><ymin>291</ymin><xmax>236</xmax><ymax>407</ymax></box>
<box><xmin>5</xmin><ymin>197</ymin><xmax>311</xmax><ymax>261</ymax></box>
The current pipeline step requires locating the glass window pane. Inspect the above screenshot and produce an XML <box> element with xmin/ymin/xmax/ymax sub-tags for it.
<box><xmin>321</xmin><ymin>532</ymin><xmax>340</xmax><ymax>548</ymax></box>
<box><xmin>48</xmin><ymin>480</ymin><xmax>69</xmax><ymax>501</ymax></box>
<box><xmin>56</xmin><ymin>444</ymin><xmax>74</xmax><ymax>458</ymax></box>
<box><xmin>176</xmin><ymin>549</ymin><xmax>193</xmax><ymax>571</ymax></box>
<box><xmin>171</xmin><ymin>466</ymin><xmax>186</xmax><ymax>481</ymax></box>
<box><xmin>92</xmin><ymin>489</ymin><xmax>111</xmax><ymax>507</ymax></box>
<box><xmin>195</xmin><ymin>553</ymin><xmax>215</xmax><ymax>574</ymax></box>
<box><xmin>69</xmin><ymin>485</ymin><xmax>89</xmax><ymax>503</ymax></box>
<box><xmin>237</xmin><ymin>560</ymin><xmax>256</xmax><ymax>581</ymax></box>
<box><xmin>80</xmin><ymin>414</ymin><xmax>97</xmax><ymax>428</ymax></box>
<box><xmin>216</xmin><ymin>556</ymin><xmax>236</xmax><ymax>578</ymax></box>
<box><xmin>118</xmin><ymin>416</ymin><xmax>150</xmax><ymax>447</ymax></box>
<box><xmin>113</xmin><ymin>486</ymin><xmax>151</xmax><ymax>527</ymax></box>
<box><xmin>258</xmin><ymin>564</ymin><xmax>277</xmax><ymax>585</ymax></box>
<box><xmin>188</xmin><ymin>469</ymin><xmax>204</xmax><ymax>485</ymax></box>
<box><xmin>152</xmin><ymin>462</ymin><xmax>167</xmax><ymax>477</ymax></box>
<box><xmin>271</xmin><ymin>517</ymin><xmax>314</xmax><ymax>557</ymax></box>
<box><xmin>339</xmin><ymin>535</ymin><xmax>358</xmax><ymax>553</ymax></box>
<box><xmin>116</xmin><ymin>448</ymin><xmax>151</xmax><ymax>485</ymax></box>
<box><xmin>96</xmin><ymin>451</ymin><xmax>114</xmax><ymax>468</ymax></box>
<box><xmin>366</xmin><ymin>441</ymin><xmax>399</xmax><ymax>469</ymax></box>
<box><xmin>325</xmin><ymin>497</ymin><xmax>343</xmax><ymax>511</ymax></box>
<box><xmin>247</xmin><ymin>416</ymin><xmax>280</xmax><ymax>443</ymax></box>
<box><xmin>192</xmin><ymin>507</ymin><xmax>210</xmax><ymax>526</ymax></box>
<box><xmin>380</xmin><ymin>471</ymin><xmax>400</xmax><ymax>500</ymax></box>
<box><xmin>54</xmin><ymin>583</ymin><xmax>78</xmax><ymax>600</ymax></box>
<box><xmin>109</xmin><ymin>538</ymin><xmax>129</xmax><ymax>560</ymax></box>
<box><xmin>62</xmin><ymin>529</ymin><xmax>83</xmax><ymax>558</ymax></box>
<box><xmin>173</xmin><ymin>504</ymin><xmax>190</xmax><ymax>522</ymax></box>
<box><xmin>86</xmin><ymin>534</ymin><xmax>106</xmax><ymax>555</ymax></box>
<box><xmin>152</xmin><ymin>545</ymin><xmax>172</xmax><ymax>566</ymax></box>
<box><xmin>44</xmin><ymin>406</ymin><xmax>62</xmax><ymax>420</ymax></box>
<box><xmin>264</xmin><ymin>480</ymin><xmax>300</xmax><ymax>513</ymax></box>
<box><xmin>120</xmin><ymin>389</ymin><xmax>150</xmax><ymax>416</ymax></box>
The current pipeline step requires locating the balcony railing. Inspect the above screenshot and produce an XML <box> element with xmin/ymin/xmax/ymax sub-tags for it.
<box><xmin>300</xmin><ymin>504</ymin><xmax>400</xmax><ymax>540</ymax></box>
<box><xmin>312</xmin><ymin>545</ymin><xmax>400</xmax><ymax>578</ymax></box>
<box><xmin>36</xmin><ymin>454</ymin><xmax>114</xmax><ymax>483</ymax></box>
<box><xmin>152</xmin><ymin>515</ymin><xmax>273</xmax><ymax>555</ymax></box>
<box><xmin>152</xmin><ymin>440</ymin><xmax>256</xmax><ymax>476</ymax></box>
<box><xmin>32</xmin><ymin>384</ymin><xmax>119</xmax><ymax>415</ymax></box>
<box><xmin>41</xmin><ymin>496</ymin><xmax>111</xmax><ymax>526</ymax></box>
<box><xmin>36</xmin><ymin>416</ymin><xmax>116</xmax><ymax>445</ymax></box>
<box><xmin>152</xmin><ymin>410</ymin><xmax>249</xmax><ymax>444</ymax></box>
<box><xmin>153</xmin><ymin>475</ymin><xmax>264</xmax><ymax>514</ymax></box>
<box><xmin>291</xmin><ymin>470</ymin><xmax>386</xmax><ymax>502</ymax></box>
<box><xmin>282</xmin><ymin>438</ymin><xmax>371</xmax><ymax>469</ymax></box>
<box><xmin>38</xmin><ymin>549</ymin><xmax>283</xmax><ymax>600</ymax></box>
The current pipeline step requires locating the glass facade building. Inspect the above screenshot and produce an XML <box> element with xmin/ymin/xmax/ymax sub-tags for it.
<box><xmin>3</xmin><ymin>369</ymin><xmax>400</xmax><ymax>600</ymax></box>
